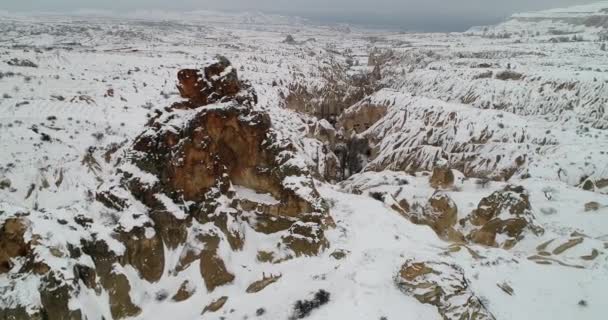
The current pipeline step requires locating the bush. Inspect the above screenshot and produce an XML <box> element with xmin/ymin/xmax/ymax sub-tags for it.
<box><xmin>256</xmin><ymin>308</ymin><xmax>266</xmax><ymax>316</ymax></box>
<box><xmin>291</xmin><ymin>290</ymin><xmax>330</xmax><ymax>319</ymax></box>
<box><xmin>369</xmin><ymin>191</ymin><xmax>385</xmax><ymax>202</ymax></box>
<box><xmin>495</xmin><ymin>70</ymin><xmax>523</xmax><ymax>81</ymax></box>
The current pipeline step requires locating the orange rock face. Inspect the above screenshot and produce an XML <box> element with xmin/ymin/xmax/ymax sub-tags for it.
<box><xmin>133</xmin><ymin>105</ymin><xmax>317</xmax><ymax>217</ymax></box>
<box><xmin>132</xmin><ymin>56</ymin><xmax>324</xmax><ymax>218</ymax></box>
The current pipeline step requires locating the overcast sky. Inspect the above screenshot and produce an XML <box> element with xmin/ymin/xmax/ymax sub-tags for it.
<box><xmin>0</xmin><ymin>0</ymin><xmax>598</xmax><ymax>31</ymax></box>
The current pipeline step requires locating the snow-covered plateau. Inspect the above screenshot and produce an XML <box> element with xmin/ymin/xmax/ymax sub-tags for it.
<box><xmin>1</xmin><ymin>2</ymin><xmax>608</xmax><ymax>320</ymax></box>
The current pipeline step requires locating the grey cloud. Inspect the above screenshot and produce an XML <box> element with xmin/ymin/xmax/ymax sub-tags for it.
<box><xmin>0</xmin><ymin>0</ymin><xmax>598</xmax><ymax>31</ymax></box>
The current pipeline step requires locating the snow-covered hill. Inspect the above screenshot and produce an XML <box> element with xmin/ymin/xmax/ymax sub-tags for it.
<box><xmin>1</xmin><ymin>2</ymin><xmax>607</xmax><ymax>320</ymax></box>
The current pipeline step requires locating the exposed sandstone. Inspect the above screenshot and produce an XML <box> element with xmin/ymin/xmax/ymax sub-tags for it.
<box><xmin>38</xmin><ymin>272</ymin><xmax>83</xmax><ymax>320</ymax></box>
<box><xmin>132</xmin><ymin>103</ymin><xmax>320</xmax><ymax>218</ymax></box>
<box><xmin>0</xmin><ymin>218</ymin><xmax>29</xmax><ymax>274</ymax></box>
<box><xmin>198</xmin><ymin>234</ymin><xmax>235</xmax><ymax>291</ymax></box>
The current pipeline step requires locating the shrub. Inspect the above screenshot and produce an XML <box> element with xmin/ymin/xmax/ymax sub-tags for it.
<box><xmin>369</xmin><ymin>191</ymin><xmax>385</xmax><ymax>202</ymax></box>
<box><xmin>495</xmin><ymin>70</ymin><xmax>523</xmax><ymax>81</ymax></box>
<box><xmin>290</xmin><ymin>290</ymin><xmax>330</xmax><ymax>319</ymax></box>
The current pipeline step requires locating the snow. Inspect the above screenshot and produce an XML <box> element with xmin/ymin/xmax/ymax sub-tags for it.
<box><xmin>234</xmin><ymin>186</ymin><xmax>280</xmax><ymax>205</ymax></box>
<box><xmin>155</xmin><ymin>193</ymin><xmax>188</xmax><ymax>219</ymax></box>
<box><xmin>1</xmin><ymin>2</ymin><xmax>608</xmax><ymax>319</ymax></box>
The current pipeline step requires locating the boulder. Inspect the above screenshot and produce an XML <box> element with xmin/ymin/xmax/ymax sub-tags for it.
<box><xmin>396</xmin><ymin>260</ymin><xmax>495</xmax><ymax>320</ymax></box>
<box><xmin>172</xmin><ymin>280</ymin><xmax>196</xmax><ymax>302</ymax></box>
<box><xmin>463</xmin><ymin>185</ymin><xmax>543</xmax><ymax>248</ymax></box>
<box><xmin>407</xmin><ymin>192</ymin><xmax>465</xmax><ymax>242</ymax></box>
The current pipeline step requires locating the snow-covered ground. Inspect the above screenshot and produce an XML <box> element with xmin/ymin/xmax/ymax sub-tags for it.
<box><xmin>1</xmin><ymin>2</ymin><xmax>608</xmax><ymax>320</ymax></box>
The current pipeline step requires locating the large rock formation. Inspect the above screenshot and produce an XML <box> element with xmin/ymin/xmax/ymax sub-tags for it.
<box><xmin>0</xmin><ymin>56</ymin><xmax>333</xmax><ymax>319</ymax></box>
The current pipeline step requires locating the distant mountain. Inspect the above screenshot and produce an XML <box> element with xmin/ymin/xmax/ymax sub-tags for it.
<box><xmin>468</xmin><ymin>1</ymin><xmax>608</xmax><ymax>37</ymax></box>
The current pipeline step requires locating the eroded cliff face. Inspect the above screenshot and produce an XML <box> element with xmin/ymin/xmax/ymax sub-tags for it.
<box><xmin>0</xmin><ymin>57</ymin><xmax>332</xmax><ymax>319</ymax></box>
<box><xmin>283</xmin><ymin>52</ymin><xmax>382</xmax><ymax>125</ymax></box>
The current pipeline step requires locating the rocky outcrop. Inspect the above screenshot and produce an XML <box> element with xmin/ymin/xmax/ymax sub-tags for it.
<box><xmin>429</xmin><ymin>165</ymin><xmax>454</xmax><ymax>190</ymax></box>
<box><xmin>127</xmin><ymin>57</ymin><xmax>332</xmax><ymax>268</ymax></box>
<box><xmin>6</xmin><ymin>58</ymin><xmax>38</xmax><ymax>68</ymax></box>
<box><xmin>202</xmin><ymin>296</ymin><xmax>228</xmax><ymax>314</ymax></box>
<box><xmin>172</xmin><ymin>280</ymin><xmax>196</xmax><ymax>302</ymax></box>
<box><xmin>396</xmin><ymin>260</ymin><xmax>495</xmax><ymax>320</ymax></box>
<box><xmin>461</xmin><ymin>185</ymin><xmax>544</xmax><ymax>249</ymax></box>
